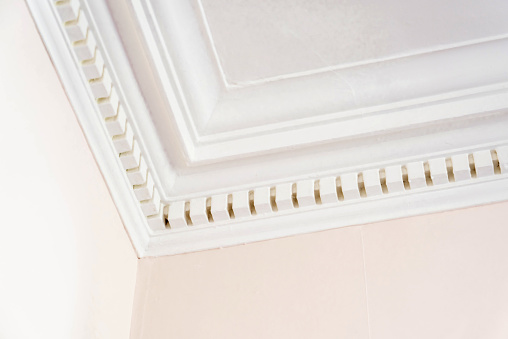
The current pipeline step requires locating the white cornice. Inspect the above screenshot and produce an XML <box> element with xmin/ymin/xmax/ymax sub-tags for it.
<box><xmin>28</xmin><ymin>0</ymin><xmax>508</xmax><ymax>257</ymax></box>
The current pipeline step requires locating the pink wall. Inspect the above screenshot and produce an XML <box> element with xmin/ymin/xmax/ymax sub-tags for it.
<box><xmin>132</xmin><ymin>201</ymin><xmax>508</xmax><ymax>339</ymax></box>
<box><xmin>0</xmin><ymin>2</ymin><xmax>137</xmax><ymax>338</ymax></box>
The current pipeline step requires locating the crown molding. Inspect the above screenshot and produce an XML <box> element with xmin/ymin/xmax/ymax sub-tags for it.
<box><xmin>28</xmin><ymin>0</ymin><xmax>508</xmax><ymax>257</ymax></box>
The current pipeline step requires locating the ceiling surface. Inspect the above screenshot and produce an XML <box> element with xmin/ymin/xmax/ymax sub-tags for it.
<box><xmin>28</xmin><ymin>0</ymin><xmax>508</xmax><ymax>256</ymax></box>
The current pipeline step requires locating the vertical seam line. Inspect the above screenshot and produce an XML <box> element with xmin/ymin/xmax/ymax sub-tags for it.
<box><xmin>360</xmin><ymin>227</ymin><xmax>372</xmax><ymax>339</ymax></box>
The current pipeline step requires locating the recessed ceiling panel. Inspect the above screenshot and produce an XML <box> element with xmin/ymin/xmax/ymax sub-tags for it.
<box><xmin>198</xmin><ymin>0</ymin><xmax>508</xmax><ymax>85</ymax></box>
<box><xmin>138</xmin><ymin>0</ymin><xmax>508</xmax><ymax>144</ymax></box>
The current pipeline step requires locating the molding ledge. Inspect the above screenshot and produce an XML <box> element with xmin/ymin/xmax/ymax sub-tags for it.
<box><xmin>28</xmin><ymin>0</ymin><xmax>508</xmax><ymax>256</ymax></box>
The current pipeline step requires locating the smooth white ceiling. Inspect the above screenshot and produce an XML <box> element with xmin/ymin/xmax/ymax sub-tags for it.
<box><xmin>198</xmin><ymin>0</ymin><xmax>508</xmax><ymax>85</ymax></box>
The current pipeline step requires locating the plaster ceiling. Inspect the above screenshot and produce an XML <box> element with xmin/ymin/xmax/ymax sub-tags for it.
<box><xmin>28</xmin><ymin>0</ymin><xmax>508</xmax><ymax>256</ymax></box>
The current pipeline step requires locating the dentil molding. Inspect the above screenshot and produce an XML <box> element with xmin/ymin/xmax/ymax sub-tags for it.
<box><xmin>28</xmin><ymin>0</ymin><xmax>508</xmax><ymax>256</ymax></box>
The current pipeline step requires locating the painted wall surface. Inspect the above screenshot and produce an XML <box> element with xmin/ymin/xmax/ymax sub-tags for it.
<box><xmin>132</xmin><ymin>201</ymin><xmax>508</xmax><ymax>339</ymax></box>
<box><xmin>0</xmin><ymin>2</ymin><xmax>137</xmax><ymax>338</ymax></box>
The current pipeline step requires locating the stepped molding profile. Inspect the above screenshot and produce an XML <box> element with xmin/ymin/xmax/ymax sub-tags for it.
<box><xmin>28</xmin><ymin>0</ymin><xmax>508</xmax><ymax>256</ymax></box>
